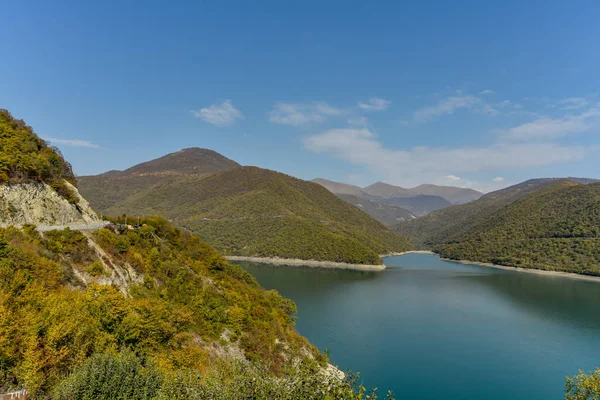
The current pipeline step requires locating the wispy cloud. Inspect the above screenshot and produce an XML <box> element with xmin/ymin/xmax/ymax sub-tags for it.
<box><xmin>268</xmin><ymin>102</ymin><xmax>344</xmax><ymax>126</ymax></box>
<box><xmin>192</xmin><ymin>100</ymin><xmax>243</xmax><ymax>127</ymax></box>
<box><xmin>501</xmin><ymin>107</ymin><xmax>600</xmax><ymax>141</ymax></box>
<box><xmin>558</xmin><ymin>97</ymin><xmax>589</xmax><ymax>110</ymax></box>
<box><xmin>358</xmin><ymin>97</ymin><xmax>391</xmax><ymax>111</ymax></box>
<box><xmin>44</xmin><ymin>137</ymin><xmax>100</xmax><ymax>148</ymax></box>
<box><xmin>480</xmin><ymin>89</ymin><xmax>495</xmax><ymax>95</ymax></box>
<box><xmin>304</xmin><ymin>128</ymin><xmax>589</xmax><ymax>191</ymax></box>
<box><xmin>412</xmin><ymin>95</ymin><xmax>499</xmax><ymax>123</ymax></box>
<box><xmin>492</xmin><ymin>177</ymin><xmax>505</xmax><ymax>182</ymax></box>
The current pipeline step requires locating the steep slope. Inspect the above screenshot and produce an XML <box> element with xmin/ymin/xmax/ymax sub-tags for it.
<box><xmin>395</xmin><ymin>178</ymin><xmax>578</xmax><ymax>246</ymax></box>
<box><xmin>0</xmin><ymin>109</ymin><xmax>100</xmax><ymax>227</ymax></box>
<box><xmin>0</xmin><ymin>219</ymin><xmax>355</xmax><ymax>397</ymax></box>
<box><xmin>311</xmin><ymin>178</ymin><xmax>366</xmax><ymax>197</ymax></box>
<box><xmin>435</xmin><ymin>181</ymin><xmax>600</xmax><ymax>276</ymax></box>
<box><xmin>78</xmin><ymin>148</ymin><xmax>239</xmax><ymax>212</ymax></box>
<box><xmin>337</xmin><ymin>194</ymin><xmax>416</xmax><ymax>226</ymax></box>
<box><xmin>95</xmin><ymin>166</ymin><xmax>412</xmax><ymax>264</ymax></box>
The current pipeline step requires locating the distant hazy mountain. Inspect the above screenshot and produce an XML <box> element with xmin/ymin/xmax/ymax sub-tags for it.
<box><xmin>337</xmin><ymin>194</ymin><xmax>416</xmax><ymax>226</ymax></box>
<box><xmin>313</xmin><ymin>178</ymin><xmax>465</xmax><ymax>216</ymax></box>
<box><xmin>311</xmin><ymin>178</ymin><xmax>366</xmax><ymax>197</ymax></box>
<box><xmin>363</xmin><ymin>181</ymin><xmax>482</xmax><ymax>204</ymax></box>
<box><xmin>80</xmin><ymin>153</ymin><xmax>412</xmax><ymax>264</ymax></box>
<box><xmin>382</xmin><ymin>195</ymin><xmax>451</xmax><ymax>216</ymax></box>
<box><xmin>409</xmin><ymin>184</ymin><xmax>482</xmax><ymax>204</ymax></box>
<box><xmin>362</xmin><ymin>182</ymin><xmax>412</xmax><ymax>198</ymax></box>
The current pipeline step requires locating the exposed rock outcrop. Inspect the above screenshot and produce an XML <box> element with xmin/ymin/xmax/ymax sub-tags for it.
<box><xmin>0</xmin><ymin>180</ymin><xmax>100</xmax><ymax>227</ymax></box>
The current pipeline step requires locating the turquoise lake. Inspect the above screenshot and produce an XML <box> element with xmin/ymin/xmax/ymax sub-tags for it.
<box><xmin>236</xmin><ymin>253</ymin><xmax>600</xmax><ymax>399</ymax></box>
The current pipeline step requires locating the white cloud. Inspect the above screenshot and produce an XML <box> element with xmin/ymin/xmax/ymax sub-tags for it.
<box><xmin>412</xmin><ymin>95</ymin><xmax>499</xmax><ymax>123</ymax></box>
<box><xmin>480</xmin><ymin>90</ymin><xmax>495</xmax><ymax>95</ymax></box>
<box><xmin>358</xmin><ymin>97</ymin><xmax>391</xmax><ymax>111</ymax></box>
<box><xmin>304</xmin><ymin>128</ymin><xmax>589</xmax><ymax>190</ymax></box>
<box><xmin>558</xmin><ymin>97</ymin><xmax>589</xmax><ymax>110</ymax></box>
<box><xmin>501</xmin><ymin>108</ymin><xmax>600</xmax><ymax>141</ymax></box>
<box><xmin>193</xmin><ymin>100</ymin><xmax>243</xmax><ymax>127</ymax></box>
<box><xmin>443</xmin><ymin>175</ymin><xmax>461</xmax><ymax>181</ymax></box>
<box><xmin>44</xmin><ymin>137</ymin><xmax>100</xmax><ymax>148</ymax></box>
<box><xmin>268</xmin><ymin>102</ymin><xmax>344</xmax><ymax>126</ymax></box>
<box><xmin>492</xmin><ymin>177</ymin><xmax>504</xmax><ymax>182</ymax></box>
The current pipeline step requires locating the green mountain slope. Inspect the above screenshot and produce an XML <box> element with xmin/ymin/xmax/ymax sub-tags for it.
<box><xmin>395</xmin><ymin>178</ymin><xmax>576</xmax><ymax>246</ymax></box>
<box><xmin>94</xmin><ymin>166</ymin><xmax>412</xmax><ymax>264</ymax></box>
<box><xmin>434</xmin><ymin>181</ymin><xmax>600</xmax><ymax>275</ymax></box>
<box><xmin>0</xmin><ymin>109</ymin><xmax>77</xmax><ymax>201</ymax></box>
<box><xmin>78</xmin><ymin>148</ymin><xmax>239</xmax><ymax>212</ymax></box>
<box><xmin>0</xmin><ymin>219</ymin><xmax>370</xmax><ymax>398</ymax></box>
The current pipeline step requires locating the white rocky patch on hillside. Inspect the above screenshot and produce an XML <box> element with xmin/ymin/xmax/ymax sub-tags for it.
<box><xmin>0</xmin><ymin>180</ymin><xmax>101</xmax><ymax>227</ymax></box>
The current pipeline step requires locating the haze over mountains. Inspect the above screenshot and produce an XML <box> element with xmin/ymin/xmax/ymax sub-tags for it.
<box><xmin>311</xmin><ymin>177</ymin><xmax>483</xmax><ymax>223</ymax></box>
<box><xmin>79</xmin><ymin>148</ymin><xmax>412</xmax><ymax>264</ymax></box>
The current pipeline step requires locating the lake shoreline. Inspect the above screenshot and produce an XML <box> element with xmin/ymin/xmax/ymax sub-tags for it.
<box><xmin>383</xmin><ymin>252</ymin><xmax>600</xmax><ymax>283</ymax></box>
<box><xmin>441</xmin><ymin>257</ymin><xmax>600</xmax><ymax>283</ymax></box>
<box><xmin>225</xmin><ymin>256</ymin><xmax>386</xmax><ymax>271</ymax></box>
<box><xmin>380</xmin><ymin>250</ymin><xmax>435</xmax><ymax>257</ymax></box>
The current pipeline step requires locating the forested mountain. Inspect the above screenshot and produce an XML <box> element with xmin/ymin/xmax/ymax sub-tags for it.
<box><xmin>83</xmin><ymin>162</ymin><xmax>412</xmax><ymax>264</ymax></box>
<box><xmin>395</xmin><ymin>178</ymin><xmax>581</xmax><ymax>246</ymax></box>
<box><xmin>435</xmin><ymin>181</ymin><xmax>600</xmax><ymax>276</ymax></box>
<box><xmin>337</xmin><ymin>194</ymin><xmax>416</xmax><ymax>226</ymax></box>
<box><xmin>78</xmin><ymin>148</ymin><xmax>239</xmax><ymax>212</ymax></box>
<box><xmin>396</xmin><ymin>179</ymin><xmax>600</xmax><ymax>276</ymax></box>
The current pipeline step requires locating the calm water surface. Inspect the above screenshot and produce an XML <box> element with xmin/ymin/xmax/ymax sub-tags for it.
<box><xmin>237</xmin><ymin>254</ymin><xmax>600</xmax><ymax>400</ymax></box>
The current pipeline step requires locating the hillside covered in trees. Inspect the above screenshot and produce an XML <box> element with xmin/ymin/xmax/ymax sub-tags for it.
<box><xmin>0</xmin><ymin>109</ymin><xmax>77</xmax><ymax>202</ymax></box>
<box><xmin>78</xmin><ymin>148</ymin><xmax>240</xmax><ymax>212</ymax></box>
<box><xmin>397</xmin><ymin>180</ymin><xmax>600</xmax><ymax>276</ymax></box>
<box><xmin>81</xmin><ymin>158</ymin><xmax>412</xmax><ymax>265</ymax></box>
<box><xmin>0</xmin><ymin>219</ymin><xmax>391</xmax><ymax>398</ymax></box>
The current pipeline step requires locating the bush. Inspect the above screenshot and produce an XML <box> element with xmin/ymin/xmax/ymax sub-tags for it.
<box><xmin>52</xmin><ymin>351</ymin><xmax>163</xmax><ymax>400</ymax></box>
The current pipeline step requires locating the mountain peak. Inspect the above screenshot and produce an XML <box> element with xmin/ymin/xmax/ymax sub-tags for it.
<box><xmin>119</xmin><ymin>148</ymin><xmax>240</xmax><ymax>176</ymax></box>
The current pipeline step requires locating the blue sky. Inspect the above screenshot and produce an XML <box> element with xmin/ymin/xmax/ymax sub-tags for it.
<box><xmin>2</xmin><ymin>0</ymin><xmax>599</xmax><ymax>192</ymax></box>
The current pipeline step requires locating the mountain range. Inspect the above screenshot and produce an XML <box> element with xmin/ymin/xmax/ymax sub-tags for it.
<box><xmin>79</xmin><ymin>149</ymin><xmax>412</xmax><ymax>265</ymax></box>
<box><xmin>311</xmin><ymin>178</ymin><xmax>482</xmax><ymax>222</ymax></box>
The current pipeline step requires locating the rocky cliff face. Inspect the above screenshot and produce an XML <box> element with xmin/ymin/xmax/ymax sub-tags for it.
<box><xmin>0</xmin><ymin>180</ymin><xmax>101</xmax><ymax>227</ymax></box>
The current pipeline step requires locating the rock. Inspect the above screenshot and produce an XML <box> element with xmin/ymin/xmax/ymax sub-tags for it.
<box><xmin>0</xmin><ymin>180</ymin><xmax>100</xmax><ymax>227</ymax></box>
